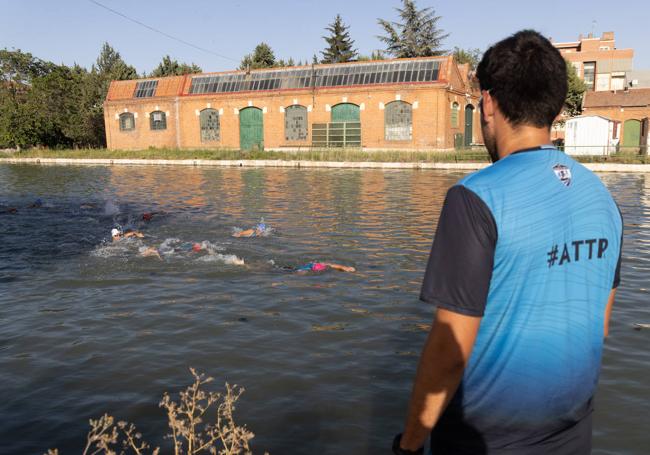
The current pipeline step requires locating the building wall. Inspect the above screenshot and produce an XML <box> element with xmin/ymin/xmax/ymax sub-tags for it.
<box><xmin>105</xmin><ymin>84</ymin><xmax>480</xmax><ymax>151</ymax></box>
<box><xmin>554</xmin><ymin>32</ymin><xmax>634</xmax><ymax>92</ymax></box>
<box><xmin>105</xmin><ymin>97</ymin><xmax>179</xmax><ymax>150</ymax></box>
<box><xmin>582</xmin><ymin>106</ymin><xmax>650</xmax><ymax>139</ymax></box>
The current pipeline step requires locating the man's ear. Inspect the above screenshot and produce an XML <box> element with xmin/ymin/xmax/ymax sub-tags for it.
<box><xmin>482</xmin><ymin>91</ymin><xmax>495</xmax><ymax>118</ymax></box>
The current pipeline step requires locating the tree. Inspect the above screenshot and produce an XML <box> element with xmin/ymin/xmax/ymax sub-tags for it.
<box><xmin>565</xmin><ymin>60</ymin><xmax>586</xmax><ymax>117</ymax></box>
<box><xmin>94</xmin><ymin>42</ymin><xmax>137</xmax><ymax>82</ymax></box>
<box><xmin>239</xmin><ymin>43</ymin><xmax>276</xmax><ymax>70</ymax></box>
<box><xmin>378</xmin><ymin>0</ymin><xmax>449</xmax><ymax>58</ymax></box>
<box><xmin>358</xmin><ymin>50</ymin><xmax>386</xmax><ymax>61</ymax></box>
<box><xmin>150</xmin><ymin>55</ymin><xmax>202</xmax><ymax>77</ymax></box>
<box><xmin>0</xmin><ymin>49</ymin><xmax>53</xmax><ymax>149</ymax></box>
<box><xmin>86</xmin><ymin>43</ymin><xmax>138</xmax><ymax>147</ymax></box>
<box><xmin>321</xmin><ymin>15</ymin><xmax>358</xmax><ymax>63</ymax></box>
<box><xmin>453</xmin><ymin>47</ymin><xmax>481</xmax><ymax>71</ymax></box>
<box><xmin>0</xmin><ymin>43</ymin><xmax>138</xmax><ymax>150</ymax></box>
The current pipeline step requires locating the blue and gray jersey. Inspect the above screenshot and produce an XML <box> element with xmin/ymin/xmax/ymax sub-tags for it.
<box><xmin>420</xmin><ymin>147</ymin><xmax>622</xmax><ymax>454</ymax></box>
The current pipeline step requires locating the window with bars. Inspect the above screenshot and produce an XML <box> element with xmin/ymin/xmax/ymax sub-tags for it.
<box><xmin>200</xmin><ymin>109</ymin><xmax>220</xmax><ymax>142</ymax></box>
<box><xmin>188</xmin><ymin>59</ymin><xmax>441</xmax><ymax>95</ymax></box>
<box><xmin>285</xmin><ymin>105</ymin><xmax>308</xmax><ymax>141</ymax></box>
<box><xmin>119</xmin><ymin>112</ymin><xmax>135</xmax><ymax>131</ymax></box>
<box><xmin>134</xmin><ymin>80</ymin><xmax>158</xmax><ymax>98</ymax></box>
<box><xmin>451</xmin><ymin>102</ymin><xmax>460</xmax><ymax>128</ymax></box>
<box><xmin>150</xmin><ymin>111</ymin><xmax>167</xmax><ymax>130</ymax></box>
<box><xmin>385</xmin><ymin>101</ymin><xmax>412</xmax><ymax>141</ymax></box>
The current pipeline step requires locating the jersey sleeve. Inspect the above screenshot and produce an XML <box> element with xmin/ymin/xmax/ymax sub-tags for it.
<box><xmin>613</xmin><ymin>207</ymin><xmax>623</xmax><ymax>289</ymax></box>
<box><xmin>420</xmin><ymin>185</ymin><xmax>498</xmax><ymax>317</ymax></box>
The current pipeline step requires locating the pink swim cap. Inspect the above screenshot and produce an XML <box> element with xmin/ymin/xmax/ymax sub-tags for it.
<box><xmin>192</xmin><ymin>243</ymin><xmax>202</xmax><ymax>252</ymax></box>
<box><xmin>311</xmin><ymin>262</ymin><xmax>327</xmax><ymax>272</ymax></box>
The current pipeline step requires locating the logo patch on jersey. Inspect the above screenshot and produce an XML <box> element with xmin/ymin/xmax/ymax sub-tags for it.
<box><xmin>553</xmin><ymin>164</ymin><xmax>572</xmax><ymax>186</ymax></box>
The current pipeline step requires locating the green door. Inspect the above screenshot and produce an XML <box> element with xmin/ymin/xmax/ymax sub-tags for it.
<box><xmin>464</xmin><ymin>105</ymin><xmax>475</xmax><ymax>147</ymax></box>
<box><xmin>623</xmin><ymin>119</ymin><xmax>641</xmax><ymax>151</ymax></box>
<box><xmin>331</xmin><ymin>103</ymin><xmax>360</xmax><ymax>122</ymax></box>
<box><xmin>239</xmin><ymin>107</ymin><xmax>264</xmax><ymax>151</ymax></box>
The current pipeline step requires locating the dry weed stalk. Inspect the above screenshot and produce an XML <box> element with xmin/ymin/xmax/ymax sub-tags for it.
<box><xmin>160</xmin><ymin>368</ymin><xmax>254</xmax><ymax>455</ymax></box>
<box><xmin>45</xmin><ymin>368</ymin><xmax>257</xmax><ymax>455</ymax></box>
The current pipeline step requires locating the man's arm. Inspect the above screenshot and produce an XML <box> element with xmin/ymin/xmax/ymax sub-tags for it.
<box><xmin>325</xmin><ymin>263</ymin><xmax>356</xmax><ymax>272</ymax></box>
<box><xmin>233</xmin><ymin>229</ymin><xmax>254</xmax><ymax>238</ymax></box>
<box><xmin>398</xmin><ymin>308</ymin><xmax>482</xmax><ymax>451</ymax></box>
<box><xmin>604</xmin><ymin>288</ymin><xmax>616</xmax><ymax>338</ymax></box>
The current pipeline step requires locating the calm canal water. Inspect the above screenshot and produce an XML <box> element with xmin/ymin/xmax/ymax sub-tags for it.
<box><xmin>0</xmin><ymin>164</ymin><xmax>648</xmax><ymax>454</ymax></box>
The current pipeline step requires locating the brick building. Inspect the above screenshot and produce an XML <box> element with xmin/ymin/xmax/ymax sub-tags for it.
<box><xmin>104</xmin><ymin>56</ymin><xmax>480</xmax><ymax>152</ymax></box>
<box><xmin>553</xmin><ymin>32</ymin><xmax>633</xmax><ymax>92</ymax></box>
<box><xmin>583</xmin><ymin>88</ymin><xmax>650</xmax><ymax>152</ymax></box>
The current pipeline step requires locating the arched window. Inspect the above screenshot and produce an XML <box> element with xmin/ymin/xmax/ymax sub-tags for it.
<box><xmin>200</xmin><ymin>108</ymin><xmax>220</xmax><ymax>142</ymax></box>
<box><xmin>385</xmin><ymin>101</ymin><xmax>412</xmax><ymax>141</ymax></box>
<box><xmin>285</xmin><ymin>105</ymin><xmax>308</xmax><ymax>141</ymax></box>
<box><xmin>119</xmin><ymin>112</ymin><xmax>135</xmax><ymax>131</ymax></box>
<box><xmin>150</xmin><ymin>111</ymin><xmax>167</xmax><ymax>130</ymax></box>
<box><xmin>451</xmin><ymin>102</ymin><xmax>460</xmax><ymax>128</ymax></box>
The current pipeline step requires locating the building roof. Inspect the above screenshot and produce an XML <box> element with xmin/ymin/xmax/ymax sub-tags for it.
<box><xmin>568</xmin><ymin>115</ymin><xmax>613</xmax><ymax>122</ymax></box>
<box><xmin>106</xmin><ymin>56</ymin><xmax>451</xmax><ymax>102</ymax></box>
<box><xmin>584</xmin><ymin>88</ymin><xmax>650</xmax><ymax>108</ymax></box>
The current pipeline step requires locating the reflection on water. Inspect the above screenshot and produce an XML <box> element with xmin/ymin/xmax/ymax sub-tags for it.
<box><xmin>0</xmin><ymin>165</ymin><xmax>648</xmax><ymax>454</ymax></box>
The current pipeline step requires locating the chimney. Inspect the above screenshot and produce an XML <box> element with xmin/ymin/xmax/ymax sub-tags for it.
<box><xmin>602</xmin><ymin>31</ymin><xmax>615</xmax><ymax>40</ymax></box>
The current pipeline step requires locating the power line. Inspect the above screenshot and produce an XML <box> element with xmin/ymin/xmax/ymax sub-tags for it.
<box><xmin>87</xmin><ymin>0</ymin><xmax>239</xmax><ymax>63</ymax></box>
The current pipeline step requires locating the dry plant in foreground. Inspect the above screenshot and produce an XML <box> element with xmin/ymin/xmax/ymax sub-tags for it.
<box><xmin>46</xmin><ymin>368</ymin><xmax>258</xmax><ymax>455</ymax></box>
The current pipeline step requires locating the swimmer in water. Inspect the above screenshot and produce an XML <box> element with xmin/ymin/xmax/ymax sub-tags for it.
<box><xmin>111</xmin><ymin>228</ymin><xmax>144</xmax><ymax>241</ymax></box>
<box><xmin>28</xmin><ymin>199</ymin><xmax>43</xmax><ymax>208</ymax></box>
<box><xmin>140</xmin><ymin>246</ymin><xmax>162</xmax><ymax>260</ymax></box>
<box><xmin>284</xmin><ymin>262</ymin><xmax>356</xmax><ymax>273</ymax></box>
<box><xmin>80</xmin><ymin>203</ymin><xmax>97</xmax><ymax>209</ymax></box>
<box><xmin>232</xmin><ymin>221</ymin><xmax>270</xmax><ymax>238</ymax></box>
<box><xmin>142</xmin><ymin>211</ymin><xmax>161</xmax><ymax>221</ymax></box>
<box><xmin>1</xmin><ymin>207</ymin><xmax>18</xmax><ymax>214</ymax></box>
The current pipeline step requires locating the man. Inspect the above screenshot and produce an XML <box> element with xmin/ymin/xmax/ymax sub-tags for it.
<box><xmin>394</xmin><ymin>30</ymin><xmax>622</xmax><ymax>454</ymax></box>
<box><xmin>111</xmin><ymin>227</ymin><xmax>144</xmax><ymax>241</ymax></box>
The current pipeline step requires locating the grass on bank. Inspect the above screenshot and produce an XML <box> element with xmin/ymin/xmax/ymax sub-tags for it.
<box><xmin>3</xmin><ymin>147</ymin><xmax>650</xmax><ymax>164</ymax></box>
<box><xmin>2</xmin><ymin>147</ymin><xmax>492</xmax><ymax>163</ymax></box>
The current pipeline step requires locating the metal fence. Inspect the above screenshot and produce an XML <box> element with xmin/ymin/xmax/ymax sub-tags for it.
<box><xmin>312</xmin><ymin>122</ymin><xmax>362</xmax><ymax>148</ymax></box>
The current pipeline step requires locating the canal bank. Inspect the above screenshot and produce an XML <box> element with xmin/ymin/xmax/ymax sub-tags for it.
<box><xmin>2</xmin><ymin>157</ymin><xmax>650</xmax><ymax>173</ymax></box>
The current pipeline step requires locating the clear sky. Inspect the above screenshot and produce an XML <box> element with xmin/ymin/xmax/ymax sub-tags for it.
<box><xmin>1</xmin><ymin>0</ymin><xmax>649</xmax><ymax>74</ymax></box>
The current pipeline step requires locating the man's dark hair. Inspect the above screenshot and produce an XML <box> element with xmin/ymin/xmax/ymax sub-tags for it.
<box><xmin>476</xmin><ymin>30</ymin><xmax>567</xmax><ymax>128</ymax></box>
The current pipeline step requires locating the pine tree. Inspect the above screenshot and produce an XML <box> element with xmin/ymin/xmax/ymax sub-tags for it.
<box><xmin>94</xmin><ymin>43</ymin><xmax>137</xmax><ymax>81</ymax></box>
<box><xmin>378</xmin><ymin>0</ymin><xmax>449</xmax><ymax>58</ymax></box>
<box><xmin>150</xmin><ymin>55</ymin><xmax>202</xmax><ymax>77</ymax></box>
<box><xmin>239</xmin><ymin>43</ymin><xmax>277</xmax><ymax>70</ymax></box>
<box><xmin>321</xmin><ymin>15</ymin><xmax>358</xmax><ymax>63</ymax></box>
<box><xmin>88</xmin><ymin>43</ymin><xmax>138</xmax><ymax>147</ymax></box>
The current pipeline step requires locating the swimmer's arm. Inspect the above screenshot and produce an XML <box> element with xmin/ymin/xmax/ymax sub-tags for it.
<box><xmin>604</xmin><ymin>288</ymin><xmax>616</xmax><ymax>338</ymax></box>
<box><xmin>325</xmin><ymin>263</ymin><xmax>356</xmax><ymax>273</ymax></box>
<box><xmin>124</xmin><ymin>231</ymin><xmax>144</xmax><ymax>238</ymax></box>
<box><xmin>398</xmin><ymin>308</ymin><xmax>481</xmax><ymax>452</ymax></box>
<box><xmin>233</xmin><ymin>229</ymin><xmax>254</xmax><ymax>238</ymax></box>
